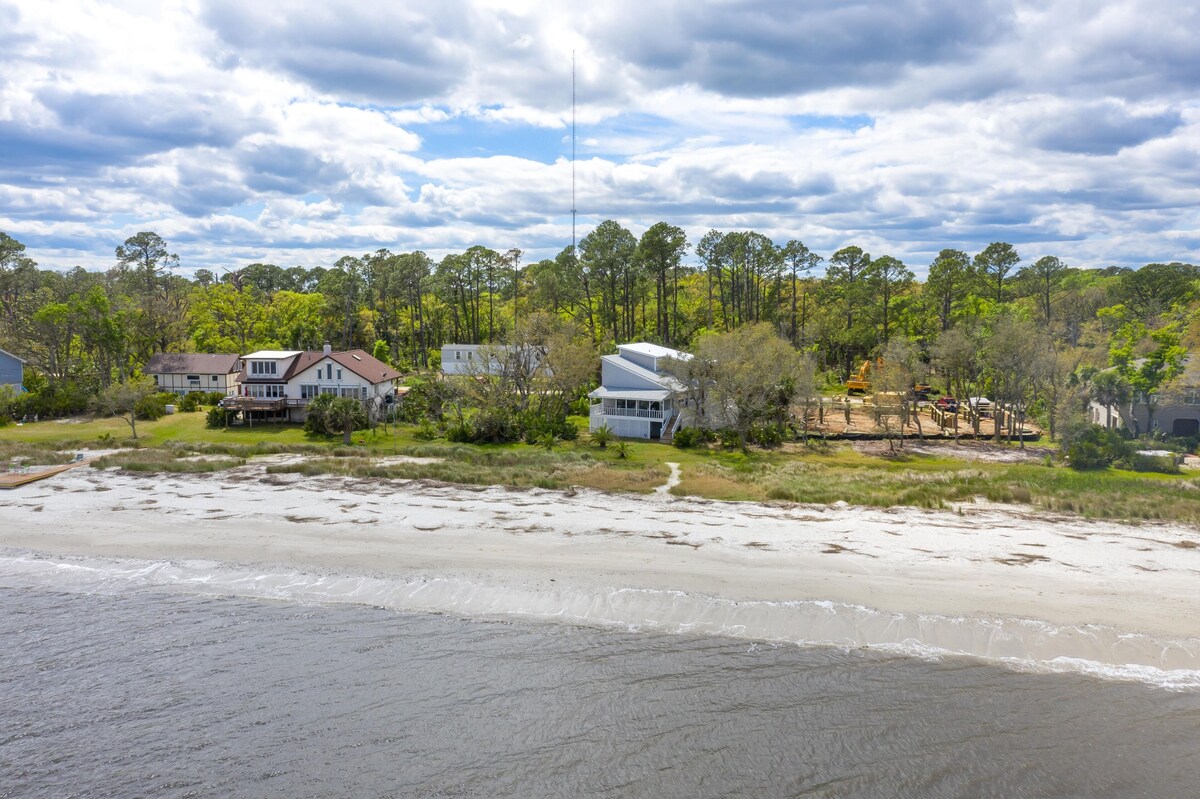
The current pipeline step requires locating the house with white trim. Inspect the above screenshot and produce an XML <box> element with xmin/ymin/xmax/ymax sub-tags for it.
<box><xmin>144</xmin><ymin>353</ymin><xmax>241</xmax><ymax>397</ymax></box>
<box><xmin>222</xmin><ymin>344</ymin><xmax>402</xmax><ymax>422</ymax></box>
<box><xmin>588</xmin><ymin>343</ymin><xmax>691</xmax><ymax>440</ymax></box>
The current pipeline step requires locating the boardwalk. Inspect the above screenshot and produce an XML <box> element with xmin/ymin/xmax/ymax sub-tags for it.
<box><xmin>0</xmin><ymin>459</ymin><xmax>93</xmax><ymax>489</ymax></box>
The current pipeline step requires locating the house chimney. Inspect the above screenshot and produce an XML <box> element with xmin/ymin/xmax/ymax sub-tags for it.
<box><xmin>323</xmin><ymin>342</ymin><xmax>332</xmax><ymax>357</ymax></box>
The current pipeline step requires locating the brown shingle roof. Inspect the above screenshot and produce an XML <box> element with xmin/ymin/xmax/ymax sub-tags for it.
<box><xmin>144</xmin><ymin>353</ymin><xmax>240</xmax><ymax>375</ymax></box>
<box><xmin>238</xmin><ymin>349</ymin><xmax>401</xmax><ymax>385</ymax></box>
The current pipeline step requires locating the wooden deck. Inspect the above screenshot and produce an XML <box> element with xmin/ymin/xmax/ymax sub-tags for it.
<box><xmin>0</xmin><ymin>458</ymin><xmax>93</xmax><ymax>489</ymax></box>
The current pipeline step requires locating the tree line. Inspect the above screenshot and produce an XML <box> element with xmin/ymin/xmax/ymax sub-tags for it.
<box><xmin>1</xmin><ymin>227</ymin><xmax>1197</xmax><ymax>443</ymax></box>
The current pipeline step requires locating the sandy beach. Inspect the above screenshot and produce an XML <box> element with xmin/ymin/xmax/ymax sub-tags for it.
<box><xmin>3</xmin><ymin>456</ymin><xmax>1200</xmax><ymax>674</ymax></box>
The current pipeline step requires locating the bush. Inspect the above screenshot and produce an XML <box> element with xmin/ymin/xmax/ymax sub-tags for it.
<box><xmin>471</xmin><ymin>407</ymin><xmax>520</xmax><ymax>443</ymax></box>
<box><xmin>750</xmin><ymin>424</ymin><xmax>784</xmax><ymax>448</ymax></box>
<box><xmin>413</xmin><ymin>420</ymin><xmax>439</xmax><ymax>440</ymax></box>
<box><xmin>205</xmin><ymin>405</ymin><xmax>232</xmax><ymax>429</ymax></box>
<box><xmin>673</xmin><ymin>427</ymin><xmax>700</xmax><ymax>449</ymax></box>
<box><xmin>522</xmin><ymin>413</ymin><xmax>577</xmax><ymax>445</ymax></box>
<box><xmin>203</xmin><ymin>392</ymin><xmax>225</xmax><ymax>406</ymax></box>
<box><xmin>135</xmin><ymin>391</ymin><xmax>174</xmax><ymax>421</ymax></box>
<box><xmin>445</xmin><ymin>421</ymin><xmax>475</xmax><ymax>443</ymax></box>
<box><xmin>1062</xmin><ymin>425</ymin><xmax>1134</xmax><ymax>470</ymax></box>
<box><xmin>396</xmin><ymin>379</ymin><xmax>454</xmax><ymax>424</ymax></box>
<box><xmin>178</xmin><ymin>391</ymin><xmax>209</xmax><ymax>412</ymax></box>
<box><xmin>1130</xmin><ymin>453</ymin><xmax>1181</xmax><ymax>474</ymax></box>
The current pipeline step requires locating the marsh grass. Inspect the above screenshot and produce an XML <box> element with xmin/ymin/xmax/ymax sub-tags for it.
<box><xmin>669</xmin><ymin>454</ymin><xmax>1200</xmax><ymax>524</ymax></box>
<box><xmin>266</xmin><ymin>448</ymin><xmax>669</xmax><ymax>494</ymax></box>
<box><xmin>10</xmin><ymin>414</ymin><xmax>1200</xmax><ymax>525</ymax></box>
<box><xmin>0</xmin><ymin>442</ymin><xmax>78</xmax><ymax>466</ymax></box>
<box><xmin>91</xmin><ymin>448</ymin><xmax>245</xmax><ymax>473</ymax></box>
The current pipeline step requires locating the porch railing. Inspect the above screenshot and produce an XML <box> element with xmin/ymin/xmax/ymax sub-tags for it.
<box><xmin>590</xmin><ymin>404</ymin><xmax>665</xmax><ymax>420</ymax></box>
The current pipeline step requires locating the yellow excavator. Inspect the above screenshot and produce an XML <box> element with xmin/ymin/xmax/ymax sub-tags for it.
<box><xmin>845</xmin><ymin>359</ymin><xmax>877</xmax><ymax>394</ymax></box>
<box><xmin>845</xmin><ymin>359</ymin><xmax>931</xmax><ymax>397</ymax></box>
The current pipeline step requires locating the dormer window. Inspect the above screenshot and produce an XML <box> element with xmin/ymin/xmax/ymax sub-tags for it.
<box><xmin>250</xmin><ymin>361</ymin><xmax>277</xmax><ymax>376</ymax></box>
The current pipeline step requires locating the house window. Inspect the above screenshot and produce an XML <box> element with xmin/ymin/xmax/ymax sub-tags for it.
<box><xmin>320</xmin><ymin>387</ymin><xmax>337</xmax><ymax>396</ymax></box>
<box><xmin>326</xmin><ymin>364</ymin><xmax>332</xmax><ymax>380</ymax></box>
<box><xmin>467</xmin><ymin>351</ymin><xmax>473</xmax><ymax>360</ymax></box>
<box><xmin>337</xmin><ymin>368</ymin><xmax>342</xmax><ymax>380</ymax></box>
<box><xmin>340</xmin><ymin>387</ymin><xmax>357</xmax><ymax>398</ymax></box>
<box><xmin>211</xmin><ymin>375</ymin><xmax>219</xmax><ymax>382</ymax></box>
<box><xmin>250</xmin><ymin>361</ymin><xmax>277</xmax><ymax>376</ymax></box>
<box><xmin>300</xmin><ymin>385</ymin><xmax>318</xmax><ymax>399</ymax></box>
<box><xmin>455</xmin><ymin>351</ymin><xmax>462</xmax><ymax>361</ymax></box>
<box><xmin>187</xmin><ymin>374</ymin><xmax>201</xmax><ymax>388</ymax></box>
<box><xmin>361</xmin><ymin>386</ymin><xmax>368</xmax><ymax>399</ymax></box>
<box><xmin>1186</xmin><ymin>390</ymin><xmax>1200</xmax><ymax>406</ymax></box>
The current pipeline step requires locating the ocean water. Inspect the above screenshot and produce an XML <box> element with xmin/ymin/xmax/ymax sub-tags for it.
<box><xmin>3</xmin><ymin>556</ymin><xmax>1200</xmax><ymax>798</ymax></box>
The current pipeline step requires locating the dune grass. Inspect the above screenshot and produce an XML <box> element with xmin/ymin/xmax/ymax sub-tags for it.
<box><xmin>266</xmin><ymin>447</ymin><xmax>670</xmax><ymax>494</ymax></box>
<box><xmin>7</xmin><ymin>411</ymin><xmax>1200</xmax><ymax>524</ymax></box>
<box><xmin>90</xmin><ymin>448</ymin><xmax>246</xmax><ymax>473</ymax></box>
<box><xmin>671</xmin><ymin>450</ymin><xmax>1200</xmax><ymax>525</ymax></box>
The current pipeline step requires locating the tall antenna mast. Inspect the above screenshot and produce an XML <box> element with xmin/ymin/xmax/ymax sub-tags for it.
<box><xmin>571</xmin><ymin>50</ymin><xmax>576</xmax><ymax>261</ymax></box>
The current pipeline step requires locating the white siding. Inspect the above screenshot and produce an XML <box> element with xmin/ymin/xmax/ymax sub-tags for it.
<box><xmin>590</xmin><ymin>414</ymin><xmax>652</xmax><ymax>439</ymax></box>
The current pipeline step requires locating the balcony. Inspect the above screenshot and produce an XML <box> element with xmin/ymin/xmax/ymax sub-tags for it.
<box><xmin>590</xmin><ymin>403</ymin><xmax>665</xmax><ymax>421</ymax></box>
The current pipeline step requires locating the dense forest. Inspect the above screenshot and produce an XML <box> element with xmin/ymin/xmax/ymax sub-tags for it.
<box><xmin>1</xmin><ymin>226</ymin><xmax>1197</xmax><ymax>445</ymax></box>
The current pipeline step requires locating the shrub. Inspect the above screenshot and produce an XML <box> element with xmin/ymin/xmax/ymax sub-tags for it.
<box><xmin>135</xmin><ymin>391</ymin><xmax>174</xmax><ymax>421</ymax></box>
<box><xmin>413</xmin><ymin>420</ymin><xmax>438</xmax><ymax>441</ymax></box>
<box><xmin>522</xmin><ymin>412</ymin><xmax>577</xmax><ymax>445</ymax></box>
<box><xmin>672</xmin><ymin>427</ymin><xmax>700</xmax><ymax>449</ymax></box>
<box><xmin>445</xmin><ymin>421</ymin><xmax>475</xmax><ymax>443</ymax></box>
<box><xmin>1130</xmin><ymin>453</ymin><xmax>1181</xmax><ymax>474</ymax></box>
<box><xmin>178</xmin><ymin>391</ymin><xmax>209</xmax><ymax>412</ymax></box>
<box><xmin>472</xmin><ymin>407</ymin><xmax>520</xmax><ymax>443</ymax></box>
<box><xmin>1062</xmin><ymin>425</ymin><xmax>1134</xmax><ymax>470</ymax></box>
<box><xmin>750</xmin><ymin>424</ymin><xmax>783</xmax><ymax>448</ymax></box>
<box><xmin>205</xmin><ymin>405</ymin><xmax>232</xmax><ymax>429</ymax></box>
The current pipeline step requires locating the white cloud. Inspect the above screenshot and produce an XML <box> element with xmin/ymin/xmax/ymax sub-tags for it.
<box><xmin>0</xmin><ymin>0</ymin><xmax>1197</xmax><ymax>275</ymax></box>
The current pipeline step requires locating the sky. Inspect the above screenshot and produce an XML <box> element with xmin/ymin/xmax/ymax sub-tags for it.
<box><xmin>2</xmin><ymin>0</ymin><xmax>1199</xmax><ymax>276</ymax></box>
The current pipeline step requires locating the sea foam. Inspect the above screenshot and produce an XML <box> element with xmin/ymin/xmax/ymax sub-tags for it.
<box><xmin>3</xmin><ymin>549</ymin><xmax>1199</xmax><ymax>690</ymax></box>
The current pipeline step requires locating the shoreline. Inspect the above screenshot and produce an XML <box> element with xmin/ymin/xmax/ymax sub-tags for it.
<box><xmin>2</xmin><ymin>459</ymin><xmax>1200</xmax><ymax>668</ymax></box>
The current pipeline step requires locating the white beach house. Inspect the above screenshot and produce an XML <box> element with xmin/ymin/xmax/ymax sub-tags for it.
<box><xmin>588</xmin><ymin>343</ymin><xmax>690</xmax><ymax>440</ymax></box>
<box><xmin>222</xmin><ymin>344</ymin><xmax>401</xmax><ymax>422</ymax></box>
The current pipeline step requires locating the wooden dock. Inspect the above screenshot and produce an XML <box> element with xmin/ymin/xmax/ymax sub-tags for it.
<box><xmin>0</xmin><ymin>459</ymin><xmax>92</xmax><ymax>489</ymax></box>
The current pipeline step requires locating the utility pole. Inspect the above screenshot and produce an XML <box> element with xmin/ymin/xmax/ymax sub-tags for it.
<box><xmin>571</xmin><ymin>50</ymin><xmax>577</xmax><ymax>262</ymax></box>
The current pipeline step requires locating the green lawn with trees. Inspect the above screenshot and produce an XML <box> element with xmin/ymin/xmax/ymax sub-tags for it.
<box><xmin>2</xmin><ymin>226</ymin><xmax>1200</xmax><ymax>521</ymax></box>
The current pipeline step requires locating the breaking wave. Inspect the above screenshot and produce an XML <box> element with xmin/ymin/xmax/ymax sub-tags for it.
<box><xmin>3</xmin><ymin>549</ymin><xmax>1198</xmax><ymax>690</ymax></box>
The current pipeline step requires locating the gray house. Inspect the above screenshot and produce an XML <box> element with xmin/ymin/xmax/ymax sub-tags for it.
<box><xmin>1089</xmin><ymin>359</ymin><xmax>1200</xmax><ymax>437</ymax></box>
<box><xmin>0</xmin><ymin>347</ymin><xmax>25</xmax><ymax>392</ymax></box>
<box><xmin>588</xmin><ymin>343</ymin><xmax>690</xmax><ymax>440</ymax></box>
